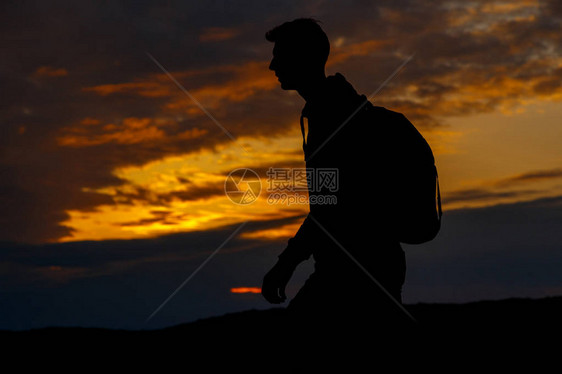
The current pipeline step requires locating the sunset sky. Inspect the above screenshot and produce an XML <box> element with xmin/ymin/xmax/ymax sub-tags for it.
<box><xmin>1</xmin><ymin>0</ymin><xmax>561</xmax><ymax>330</ymax></box>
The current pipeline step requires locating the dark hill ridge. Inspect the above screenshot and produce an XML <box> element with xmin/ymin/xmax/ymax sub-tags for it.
<box><xmin>2</xmin><ymin>297</ymin><xmax>560</xmax><ymax>363</ymax></box>
<box><xmin>2</xmin><ymin>296</ymin><xmax>561</xmax><ymax>337</ymax></box>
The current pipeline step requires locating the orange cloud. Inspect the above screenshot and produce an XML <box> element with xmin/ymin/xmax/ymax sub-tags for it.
<box><xmin>240</xmin><ymin>222</ymin><xmax>301</xmax><ymax>241</ymax></box>
<box><xmin>56</xmin><ymin>134</ymin><xmax>307</xmax><ymax>243</ymax></box>
<box><xmin>230</xmin><ymin>287</ymin><xmax>261</xmax><ymax>294</ymax></box>
<box><xmin>80</xmin><ymin>117</ymin><xmax>101</xmax><ymax>126</ymax></box>
<box><xmin>481</xmin><ymin>1</ymin><xmax>538</xmax><ymax>15</ymax></box>
<box><xmin>34</xmin><ymin>265</ymin><xmax>89</xmax><ymax>284</ymax></box>
<box><xmin>34</xmin><ymin>66</ymin><xmax>68</xmax><ymax>77</ymax></box>
<box><xmin>81</xmin><ymin>60</ymin><xmax>277</xmax><ymax>117</ymax></box>
<box><xmin>328</xmin><ymin>39</ymin><xmax>391</xmax><ymax>67</ymax></box>
<box><xmin>57</xmin><ymin>117</ymin><xmax>209</xmax><ymax>148</ymax></box>
<box><xmin>83</xmin><ymin>38</ymin><xmax>394</xmax><ymax>115</ymax></box>
<box><xmin>199</xmin><ymin>27</ymin><xmax>240</xmax><ymax>42</ymax></box>
<box><xmin>83</xmin><ymin>81</ymin><xmax>173</xmax><ymax>97</ymax></box>
<box><xmin>380</xmin><ymin>56</ymin><xmax>562</xmax><ymax>130</ymax></box>
<box><xmin>58</xmin><ymin>117</ymin><xmax>168</xmax><ymax>146</ymax></box>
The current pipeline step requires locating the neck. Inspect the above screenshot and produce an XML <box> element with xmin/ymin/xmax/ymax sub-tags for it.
<box><xmin>297</xmin><ymin>72</ymin><xmax>327</xmax><ymax>103</ymax></box>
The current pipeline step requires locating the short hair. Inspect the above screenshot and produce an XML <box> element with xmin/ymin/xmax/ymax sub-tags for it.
<box><xmin>265</xmin><ymin>18</ymin><xmax>330</xmax><ymax>67</ymax></box>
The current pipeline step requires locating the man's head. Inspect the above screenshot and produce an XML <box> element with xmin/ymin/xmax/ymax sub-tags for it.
<box><xmin>266</xmin><ymin>18</ymin><xmax>330</xmax><ymax>90</ymax></box>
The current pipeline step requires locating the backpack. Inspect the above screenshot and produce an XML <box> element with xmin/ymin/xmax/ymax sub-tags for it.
<box><xmin>363</xmin><ymin>101</ymin><xmax>443</xmax><ymax>244</ymax></box>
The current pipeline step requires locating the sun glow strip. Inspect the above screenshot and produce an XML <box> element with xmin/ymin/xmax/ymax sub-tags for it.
<box><xmin>230</xmin><ymin>287</ymin><xmax>262</xmax><ymax>294</ymax></box>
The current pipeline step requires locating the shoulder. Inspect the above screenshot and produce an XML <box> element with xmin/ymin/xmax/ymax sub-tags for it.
<box><xmin>366</xmin><ymin>105</ymin><xmax>414</xmax><ymax>134</ymax></box>
<box><xmin>368</xmin><ymin>105</ymin><xmax>407</xmax><ymax>121</ymax></box>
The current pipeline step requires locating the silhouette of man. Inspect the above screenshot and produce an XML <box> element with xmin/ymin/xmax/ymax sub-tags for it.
<box><xmin>261</xmin><ymin>18</ymin><xmax>410</xmax><ymax>332</ymax></box>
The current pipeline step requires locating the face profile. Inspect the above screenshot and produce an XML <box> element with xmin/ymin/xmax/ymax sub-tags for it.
<box><xmin>269</xmin><ymin>43</ymin><xmax>310</xmax><ymax>91</ymax></box>
<box><xmin>266</xmin><ymin>18</ymin><xmax>330</xmax><ymax>93</ymax></box>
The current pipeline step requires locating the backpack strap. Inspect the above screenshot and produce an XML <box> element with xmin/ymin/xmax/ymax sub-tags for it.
<box><xmin>435</xmin><ymin>166</ymin><xmax>443</xmax><ymax>222</ymax></box>
<box><xmin>300</xmin><ymin>113</ymin><xmax>307</xmax><ymax>148</ymax></box>
<box><xmin>300</xmin><ymin>107</ymin><xmax>310</xmax><ymax>161</ymax></box>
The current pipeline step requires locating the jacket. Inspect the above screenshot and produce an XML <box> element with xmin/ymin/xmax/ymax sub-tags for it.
<box><xmin>278</xmin><ymin>73</ymin><xmax>402</xmax><ymax>271</ymax></box>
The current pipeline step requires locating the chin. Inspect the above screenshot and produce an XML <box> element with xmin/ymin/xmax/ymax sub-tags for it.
<box><xmin>280</xmin><ymin>80</ymin><xmax>297</xmax><ymax>91</ymax></box>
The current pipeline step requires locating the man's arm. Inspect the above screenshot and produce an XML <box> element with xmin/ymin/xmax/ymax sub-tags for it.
<box><xmin>278</xmin><ymin>215</ymin><xmax>315</xmax><ymax>265</ymax></box>
<box><xmin>261</xmin><ymin>215</ymin><xmax>315</xmax><ymax>304</ymax></box>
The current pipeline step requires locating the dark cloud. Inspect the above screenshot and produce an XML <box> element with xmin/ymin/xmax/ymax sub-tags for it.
<box><xmin>496</xmin><ymin>167</ymin><xmax>562</xmax><ymax>187</ymax></box>
<box><xmin>119</xmin><ymin>210</ymin><xmax>175</xmax><ymax>227</ymax></box>
<box><xmin>443</xmin><ymin>168</ymin><xmax>562</xmax><ymax>204</ymax></box>
<box><xmin>0</xmin><ymin>218</ymin><xmax>295</xmax><ymax>329</ymax></box>
<box><xmin>404</xmin><ymin>195</ymin><xmax>562</xmax><ymax>303</ymax></box>
<box><xmin>225</xmin><ymin>159</ymin><xmax>307</xmax><ymax>178</ymax></box>
<box><xmin>444</xmin><ymin>188</ymin><xmax>539</xmax><ymax>204</ymax></box>
<box><xmin>156</xmin><ymin>183</ymin><xmax>227</xmax><ymax>204</ymax></box>
<box><xmin>1</xmin><ymin>196</ymin><xmax>562</xmax><ymax>329</ymax></box>
<box><xmin>0</xmin><ymin>219</ymin><xmax>286</xmax><ymax>285</ymax></box>
<box><xmin>532</xmin><ymin>67</ymin><xmax>562</xmax><ymax>95</ymax></box>
<box><xmin>444</xmin><ymin>166</ymin><xmax>562</xmax><ymax>207</ymax></box>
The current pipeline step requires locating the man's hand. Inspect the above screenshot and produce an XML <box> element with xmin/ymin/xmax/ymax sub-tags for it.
<box><xmin>261</xmin><ymin>260</ymin><xmax>296</xmax><ymax>304</ymax></box>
